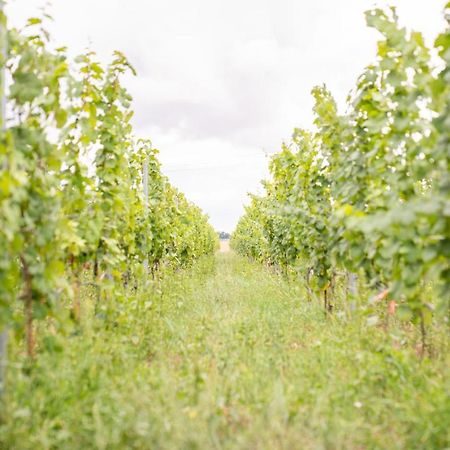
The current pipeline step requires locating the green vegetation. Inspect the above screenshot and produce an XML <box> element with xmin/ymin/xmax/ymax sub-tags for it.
<box><xmin>231</xmin><ymin>5</ymin><xmax>450</xmax><ymax>343</ymax></box>
<box><xmin>0</xmin><ymin>11</ymin><xmax>218</xmax><ymax>360</ymax></box>
<box><xmin>1</xmin><ymin>253</ymin><xmax>448</xmax><ymax>449</ymax></box>
<box><xmin>0</xmin><ymin>4</ymin><xmax>449</xmax><ymax>450</ymax></box>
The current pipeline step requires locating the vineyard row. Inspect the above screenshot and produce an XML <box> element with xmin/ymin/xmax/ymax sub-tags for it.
<box><xmin>231</xmin><ymin>5</ymin><xmax>450</xmax><ymax>338</ymax></box>
<box><xmin>0</xmin><ymin>11</ymin><xmax>218</xmax><ymax>362</ymax></box>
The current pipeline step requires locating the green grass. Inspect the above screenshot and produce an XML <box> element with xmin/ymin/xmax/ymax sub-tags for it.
<box><xmin>1</xmin><ymin>253</ymin><xmax>449</xmax><ymax>449</ymax></box>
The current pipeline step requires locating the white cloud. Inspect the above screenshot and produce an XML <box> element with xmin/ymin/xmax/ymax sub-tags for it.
<box><xmin>7</xmin><ymin>0</ymin><xmax>446</xmax><ymax>231</ymax></box>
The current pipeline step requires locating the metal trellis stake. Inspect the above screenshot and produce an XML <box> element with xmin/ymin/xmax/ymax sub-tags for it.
<box><xmin>143</xmin><ymin>155</ymin><xmax>149</xmax><ymax>273</ymax></box>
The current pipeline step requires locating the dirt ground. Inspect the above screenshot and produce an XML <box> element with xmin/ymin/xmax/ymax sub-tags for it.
<box><xmin>219</xmin><ymin>240</ymin><xmax>230</xmax><ymax>253</ymax></box>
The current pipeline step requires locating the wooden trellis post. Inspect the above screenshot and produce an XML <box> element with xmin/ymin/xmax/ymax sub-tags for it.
<box><xmin>0</xmin><ymin>0</ymin><xmax>8</xmax><ymax>397</ymax></box>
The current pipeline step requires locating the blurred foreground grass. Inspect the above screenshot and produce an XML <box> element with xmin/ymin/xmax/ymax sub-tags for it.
<box><xmin>0</xmin><ymin>253</ymin><xmax>449</xmax><ymax>449</ymax></box>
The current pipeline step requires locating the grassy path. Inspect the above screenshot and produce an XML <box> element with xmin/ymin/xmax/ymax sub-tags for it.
<box><xmin>1</xmin><ymin>253</ymin><xmax>449</xmax><ymax>449</ymax></box>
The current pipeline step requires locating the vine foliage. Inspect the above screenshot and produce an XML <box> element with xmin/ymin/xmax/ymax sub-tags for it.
<box><xmin>0</xmin><ymin>14</ymin><xmax>218</xmax><ymax>357</ymax></box>
<box><xmin>231</xmin><ymin>5</ymin><xmax>450</xmax><ymax>331</ymax></box>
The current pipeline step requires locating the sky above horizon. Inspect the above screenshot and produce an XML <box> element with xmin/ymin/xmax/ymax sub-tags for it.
<box><xmin>8</xmin><ymin>1</ymin><xmax>446</xmax><ymax>231</ymax></box>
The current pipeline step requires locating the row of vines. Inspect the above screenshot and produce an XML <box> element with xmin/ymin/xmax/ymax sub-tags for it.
<box><xmin>0</xmin><ymin>10</ymin><xmax>218</xmax><ymax>366</ymax></box>
<box><xmin>231</xmin><ymin>6</ymin><xmax>449</xmax><ymax>339</ymax></box>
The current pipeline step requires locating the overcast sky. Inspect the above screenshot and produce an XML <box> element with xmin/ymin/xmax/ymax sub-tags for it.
<box><xmin>8</xmin><ymin>1</ymin><xmax>446</xmax><ymax>231</ymax></box>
